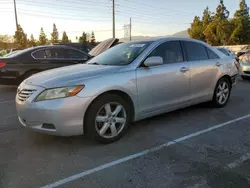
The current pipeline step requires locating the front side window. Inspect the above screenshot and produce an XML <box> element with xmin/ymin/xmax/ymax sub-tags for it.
<box><xmin>147</xmin><ymin>41</ymin><xmax>184</xmax><ymax>64</ymax></box>
<box><xmin>87</xmin><ymin>41</ymin><xmax>153</xmax><ymax>66</ymax></box>
<box><xmin>184</xmin><ymin>41</ymin><xmax>209</xmax><ymax>61</ymax></box>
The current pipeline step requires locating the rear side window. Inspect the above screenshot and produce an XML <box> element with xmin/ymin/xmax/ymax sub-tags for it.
<box><xmin>207</xmin><ymin>48</ymin><xmax>220</xmax><ymax>59</ymax></box>
<box><xmin>65</xmin><ymin>49</ymin><xmax>88</xmax><ymax>59</ymax></box>
<box><xmin>184</xmin><ymin>41</ymin><xmax>208</xmax><ymax>61</ymax></box>
<box><xmin>32</xmin><ymin>48</ymin><xmax>66</xmax><ymax>59</ymax></box>
<box><xmin>148</xmin><ymin>41</ymin><xmax>184</xmax><ymax>64</ymax></box>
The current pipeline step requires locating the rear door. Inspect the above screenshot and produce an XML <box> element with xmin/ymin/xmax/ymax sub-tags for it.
<box><xmin>183</xmin><ymin>41</ymin><xmax>221</xmax><ymax>102</ymax></box>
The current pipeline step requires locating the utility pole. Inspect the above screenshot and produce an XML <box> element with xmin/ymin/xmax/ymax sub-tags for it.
<box><xmin>13</xmin><ymin>0</ymin><xmax>18</xmax><ymax>31</ymax></box>
<box><xmin>129</xmin><ymin>17</ymin><xmax>132</xmax><ymax>41</ymax></box>
<box><xmin>112</xmin><ymin>0</ymin><xmax>115</xmax><ymax>38</ymax></box>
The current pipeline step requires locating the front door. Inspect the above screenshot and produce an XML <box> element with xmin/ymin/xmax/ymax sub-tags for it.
<box><xmin>136</xmin><ymin>41</ymin><xmax>190</xmax><ymax>116</ymax></box>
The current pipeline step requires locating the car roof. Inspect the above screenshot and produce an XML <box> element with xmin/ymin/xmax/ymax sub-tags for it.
<box><xmin>123</xmin><ymin>37</ymin><xmax>209</xmax><ymax>45</ymax></box>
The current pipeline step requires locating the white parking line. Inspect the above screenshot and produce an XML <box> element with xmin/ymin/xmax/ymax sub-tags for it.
<box><xmin>2</xmin><ymin>115</ymin><xmax>17</xmax><ymax>119</ymax></box>
<box><xmin>0</xmin><ymin>100</ymin><xmax>15</xmax><ymax>104</ymax></box>
<box><xmin>41</xmin><ymin>113</ymin><xmax>250</xmax><ymax>188</ymax></box>
<box><xmin>227</xmin><ymin>153</ymin><xmax>250</xmax><ymax>169</ymax></box>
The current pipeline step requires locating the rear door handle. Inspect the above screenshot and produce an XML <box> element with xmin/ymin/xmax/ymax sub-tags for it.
<box><xmin>180</xmin><ymin>67</ymin><xmax>189</xmax><ymax>73</ymax></box>
<box><xmin>216</xmin><ymin>62</ymin><xmax>222</xmax><ymax>67</ymax></box>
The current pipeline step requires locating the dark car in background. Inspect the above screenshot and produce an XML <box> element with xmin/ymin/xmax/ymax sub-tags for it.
<box><xmin>0</xmin><ymin>45</ymin><xmax>91</xmax><ymax>85</ymax></box>
<box><xmin>237</xmin><ymin>45</ymin><xmax>250</xmax><ymax>58</ymax></box>
<box><xmin>0</xmin><ymin>38</ymin><xmax>122</xmax><ymax>85</ymax></box>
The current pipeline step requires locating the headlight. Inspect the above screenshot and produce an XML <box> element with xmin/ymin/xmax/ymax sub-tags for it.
<box><xmin>35</xmin><ymin>85</ymin><xmax>84</xmax><ymax>102</ymax></box>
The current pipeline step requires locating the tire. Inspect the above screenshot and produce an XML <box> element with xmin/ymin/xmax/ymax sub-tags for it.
<box><xmin>212</xmin><ymin>77</ymin><xmax>231</xmax><ymax>108</ymax></box>
<box><xmin>241</xmin><ymin>76</ymin><xmax>250</xmax><ymax>80</ymax></box>
<box><xmin>85</xmin><ymin>94</ymin><xmax>132</xmax><ymax>144</ymax></box>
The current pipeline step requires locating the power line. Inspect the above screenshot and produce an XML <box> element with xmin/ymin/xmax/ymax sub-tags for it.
<box><xmin>17</xmin><ymin>8</ymin><xmax>111</xmax><ymax>20</ymax></box>
<box><xmin>122</xmin><ymin>0</ymin><xmax>193</xmax><ymax>16</ymax></box>
<box><xmin>17</xmin><ymin>11</ymin><xmax>110</xmax><ymax>23</ymax></box>
<box><xmin>18</xmin><ymin>0</ymin><xmax>111</xmax><ymax>12</ymax></box>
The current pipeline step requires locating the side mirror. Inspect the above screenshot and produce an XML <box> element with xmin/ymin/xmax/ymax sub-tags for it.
<box><xmin>144</xmin><ymin>56</ymin><xmax>163</xmax><ymax>67</ymax></box>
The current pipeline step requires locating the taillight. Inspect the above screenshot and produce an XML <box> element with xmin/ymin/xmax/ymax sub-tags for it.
<box><xmin>0</xmin><ymin>61</ymin><xmax>6</xmax><ymax>68</ymax></box>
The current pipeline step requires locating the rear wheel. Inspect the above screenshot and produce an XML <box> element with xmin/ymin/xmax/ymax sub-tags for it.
<box><xmin>212</xmin><ymin>78</ymin><xmax>231</xmax><ymax>108</ymax></box>
<box><xmin>85</xmin><ymin>94</ymin><xmax>132</xmax><ymax>143</ymax></box>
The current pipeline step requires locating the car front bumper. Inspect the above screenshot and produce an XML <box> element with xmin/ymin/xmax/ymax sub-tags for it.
<box><xmin>239</xmin><ymin>63</ymin><xmax>250</xmax><ymax>77</ymax></box>
<box><xmin>16</xmin><ymin>83</ymin><xmax>94</xmax><ymax>136</ymax></box>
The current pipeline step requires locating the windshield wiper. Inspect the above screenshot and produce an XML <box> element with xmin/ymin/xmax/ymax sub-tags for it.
<box><xmin>89</xmin><ymin>62</ymin><xmax>108</xmax><ymax>65</ymax></box>
<box><xmin>89</xmin><ymin>62</ymin><xmax>101</xmax><ymax>65</ymax></box>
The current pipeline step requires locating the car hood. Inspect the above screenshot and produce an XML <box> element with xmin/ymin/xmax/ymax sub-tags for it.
<box><xmin>88</xmin><ymin>38</ymin><xmax>119</xmax><ymax>57</ymax></box>
<box><xmin>25</xmin><ymin>64</ymin><xmax>121</xmax><ymax>88</ymax></box>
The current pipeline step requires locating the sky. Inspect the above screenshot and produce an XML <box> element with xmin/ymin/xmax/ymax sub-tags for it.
<box><xmin>0</xmin><ymin>0</ymin><xmax>246</xmax><ymax>42</ymax></box>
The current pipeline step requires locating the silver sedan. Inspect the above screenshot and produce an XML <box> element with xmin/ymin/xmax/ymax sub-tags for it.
<box><xmin>16</xmin><ymin>37</ymin><xmax>238</xmax><ymax>143</ymax></box>
<box><xmin>238</xmin><ymin>53</ymin><xmax>250</xmax><ymax>80</ymax></box>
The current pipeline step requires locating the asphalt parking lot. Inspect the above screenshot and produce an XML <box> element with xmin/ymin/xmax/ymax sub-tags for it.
<box><xmin>1</xmin><ymin>77</ymin><xmax>250</xmax><ymax>188</ymax></box>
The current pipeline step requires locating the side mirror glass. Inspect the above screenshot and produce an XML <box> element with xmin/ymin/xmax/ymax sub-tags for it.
<box><xmin>144</xmin><ymin>56</ymin><xmax>163</xmax><ymax>67</ymax></box>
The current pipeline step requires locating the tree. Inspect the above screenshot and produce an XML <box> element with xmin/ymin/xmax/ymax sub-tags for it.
<box><xmin>79</xmin><ymin>32</ymin><xmax>87</xmax><ymax>43</ymax></box>
<box><xmin>214</xmin><ymin>0</ymin><xmax>232</xmax><ymax>45</ymax></box>
<box><xmin>28</xmin><ymin>34</ymin><xmax>36</xmax><ymax>47</ymax></box>
<box><xmin>39</xmin><ymin>27</ymin><xmax>48</xmax><ymax>45</ymax></box>
<box><xmin>13</xmin><ymin>24</ymin><xmax>27</xmax><ymax>49</ymax></box>
<box><xmin>203</xmin><ymin>22</ymin><xmax>219</xmax><ymax>45</ymax></box>
<box><xmin>50</xmin><ymin>23</ymin><xmax>59</xmax><ymax>44</ymax></box>
<box><xmin>61</xmin><ymin>31</ymin><xmax>69</xmax><ymax>43</ymax></box>
<box><xmin>188</xmin><ymin>16</ymin><xmax>204</xmax><ymax>41</ymax></box>
<box><xmin>215</xmin><ymin>0</ymin><xmax>230</xmax><ymax>20</ymax></box>
<box><xmin>90</xmin><ymin>31</ymin><xmax>96</xmax><ymax>45</ymax></box>
<box><xmin>202</xmin><ymin>0</ymin><xmax>232</xmax><ymax>45</ymax></box>
<box><xmin>202</xmin><ymin>7</ymin><xmax>212</xmax><ymax>31</ymax></box>
<box><xmin>202</xmin><ymin>7</ymin><xmax>213</xmax><ymax>43</ymax></box>
<box><xmin>229</xmin><ymin>0</ymin><xmax>250</xmax><ymax>44</ymax></box>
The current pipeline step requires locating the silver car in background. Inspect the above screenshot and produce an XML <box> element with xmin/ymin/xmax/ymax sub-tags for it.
<box><xmin>16</xmin><ymin>37</ymin><xmax>238</xmax><ymax>143</ymax></box>
<box><xmin>238</xmin><ymin>53</ymin><xmax>250</xmax><ymax>80</ymax></box>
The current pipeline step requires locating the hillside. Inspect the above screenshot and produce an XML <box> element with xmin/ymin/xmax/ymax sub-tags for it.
<box><xmin>119</xmin><ymin>30</ymin><xmax>188</xmax><ymax>42</ymax></box>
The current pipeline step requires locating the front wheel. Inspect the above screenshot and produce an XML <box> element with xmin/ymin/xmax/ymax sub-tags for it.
<box><xmin>212</xmin><ymin>78</ymin><xmax>231</xmax><ymax>108</ymax></box>
<box><xmin>85</xmin><ymin>94</ymin><xmax>132</xmax><ymax>144</ymax></box>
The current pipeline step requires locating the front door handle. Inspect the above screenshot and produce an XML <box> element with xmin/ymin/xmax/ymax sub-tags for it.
<box><xmin>216</xmin><ymin>62</ymin><xmax>222</xmax><ymax>67</ymax></box>
<box><xmin>180</xmin><ymin>67</ymin><xmax>189</xmax><ymax>73</ymax></box>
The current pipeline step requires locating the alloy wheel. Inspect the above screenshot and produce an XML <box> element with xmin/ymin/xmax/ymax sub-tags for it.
<box><xmin>95</xmin><ymin>102</ymin><xmax>127</xmax><ymax>139</ymax></box>
<box><xmin>216</xmin><ymin>81</ymin><xmax>229</xmax><ymax>105</ymax></box>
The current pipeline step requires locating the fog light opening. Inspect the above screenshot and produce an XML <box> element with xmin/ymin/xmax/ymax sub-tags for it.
<box><xmin>42</xmin><ymin>123</ymin><xmax>56</xmax><ymax>130</ymax></box>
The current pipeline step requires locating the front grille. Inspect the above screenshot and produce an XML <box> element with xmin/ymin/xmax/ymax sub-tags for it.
<box><xmin>17</xmin><ymin>89</ymin><xmax>36</xmax><ymax>102</ymax></box>
<box><xmin>243</xmin><ymin>71</ymin><xmax>250</xmax><ymax>74</ymax></box>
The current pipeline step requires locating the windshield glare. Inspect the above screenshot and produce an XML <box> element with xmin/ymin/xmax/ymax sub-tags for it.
<box><xmin>87</xmin><ymin>41</ymin><xmax>153</xmax><ymax>66</ymax></box>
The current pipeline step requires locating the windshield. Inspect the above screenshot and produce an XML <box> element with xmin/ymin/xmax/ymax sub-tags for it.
<box><xmin>87</xmin><ymin>41</ymin><xmax>153</xmax><ymax>66</ymax></box>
